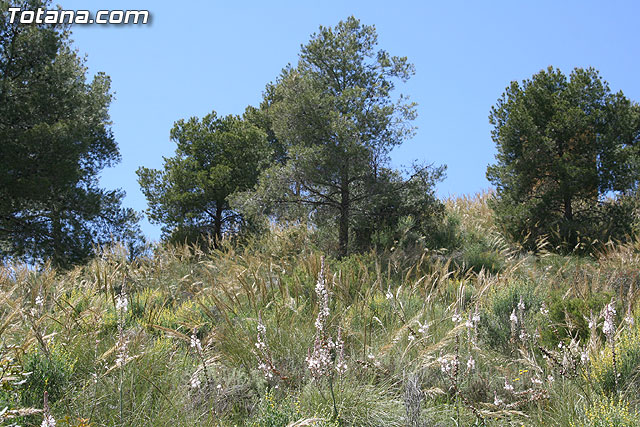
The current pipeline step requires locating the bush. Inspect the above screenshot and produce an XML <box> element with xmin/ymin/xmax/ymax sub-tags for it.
<box><xmin>540</xmin><ymin>291</ymin><xmax>613</xmax><ymax>346</ymax></box>
<box><xmin>590</xmin><ymin>323</ymin><xmax>640</xmax><ymax>394</ymax></box>
<box><xmin>457</xmin><ymin>241</ymin><xmax>504</xmax><ymax>274</ymax></box>
<box><xmin>478</xmin><ymin>280</ymin><xmax>542</xmax><ymax>353</ymax></box>
<box><xmin>20</xmin><ymin>344</ymin><xmax>75</xmax><ymax>407</ymax></box>
<box><xmin>570</xmin><ymin>395</ymin><xmax>640</xmax><ymax>427</ymax></box>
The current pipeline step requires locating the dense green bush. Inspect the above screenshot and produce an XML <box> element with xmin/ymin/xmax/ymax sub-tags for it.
<box><xmin>540</xmin><ymin>291</ymin><xmax>613</xmax><ymax>346</ymax></box>
<box><xmin>591</xmin><ymin>323</ymin><xmax>640</xmax><ymax>394</ymax></box>
<box><xmin>20</xmin><ymin>345</ymin><xmax>75</xmax><ymax>407</ymax></box>
<box><xmin>478</xmin><ymin>279</ymin><xmax>542</xmax><ymax>353</ymax></box>
<box><xmin>456</xmin><ymin>241</ymin><xmax>504</xmax><ymax>274</ymax></box>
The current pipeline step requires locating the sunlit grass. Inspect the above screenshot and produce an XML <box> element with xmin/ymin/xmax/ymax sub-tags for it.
<box><xmin>0</xmin><ymin>194</ymin><xmax>639</xmax><ymax>426</ymax></box>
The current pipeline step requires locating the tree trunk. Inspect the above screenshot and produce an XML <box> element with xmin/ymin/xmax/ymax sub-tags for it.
<box><xmin>51</xmin><ymin>206</ymin><xmax>63</xmax><ymax>268</ymax></box>
<box><xmin>563</xmin><ymin>195</ymin><xmax>573</xmax><ymax>221</ymax></box>
<box><xmin>214</xmin><ymin>203</ymin><xmax>223</xmax><ymax>247</ymax></box>
<box><xmin>563</xmin><ymin>195</ymin><xmax>576</xmax><ymax>248</ymax></box>
<box><xmin>338</xmin><ymin>168</ymin><xmax>350</xmax><ymax>259</ymax></box>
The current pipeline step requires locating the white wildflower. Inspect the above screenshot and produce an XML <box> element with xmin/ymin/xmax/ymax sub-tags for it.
<box><xmin>255</xmin><ymin>315</ymin><xmax>278</xmax><ymax>381</ymax></box>
<box><xmin>115</xmin><ymin>352</ymin><xmax>126</xmax><ymax>368</ymax></box>
<box><xmin>257</xmin><ymin>321</ymin><xmax>266</xmax><ymax>335</ymax></box>
<box><xmin>35</xmin><ymin>294</ymin><xmax>44</xmax><ymax>307</ymax></box>
<box><xmin>438</xmin><ymin>356</ymin><xmax>450</xmax><ymax>374</ymax></box>
<box><xmin>519</xmin><ymin>329</ymin><xmax>528</xmax><ymax>342</ymax></box>
<box><xmin>540</xmin><ymin>303</ymin><xmax>549</xmax><ymax>316</ymax></box>
<box><xmin>467</xmin><ymin>307</ymin><xmax>481</xmax><ymax>347</ymax></box>
<box><xmin>602</xmin><ymin>300</ymin><xmax>616</xmax><ymax>342</ymax></box>
<box><xmin>509</xmin><ymin>309</ymin><xmax>518</xmax><ymax>324</ymax></box>
<box><xmin>452</xmin><ymin>355</ymin><xmax>459</xmax><ymax>372</ymax></box>
<box><xmin>336</xmin><ymin>361</ymin><xmax>348</xmax><ymax>375</ymax></box>
<box><xmin>115</xmin><ymin>293</ymin><xmax>128</xmax><ymax>312</ymax></box>
<box><xmin>504</xmin><ymin>379</ymin><xmax>514</xmax><ymax>392</ymax></box>
<box><xmin>466</xmin><ymin>356</ymin><xmax>475</xmax><ymax>371</ymax></box>
<box><xmin>307</xmin><ymin>257</ymin><xmax>335</xmax><ymax>380</ymax></box>
<box><xmin>190</xmin><ymin>376</ymin><xmax>201</xmax><ymax>389</ymax></box>
<box><xmin>581</xmin><ymin>351</ymin><xmax>589</xmax><ymax>364</ymax></box>
<box><xmin>472</xmin><ymin>311</ymin><xmax>480</xmax><ymax>324</ymax></box>
<box><xmin>517</xmin><ymin>298</ymin><xmax>525</xmax><ymax>311</ymax></box>
<box><xmin>493</xmin><ymin>392</ymin><xmax>503</xmax><ymax>406</ymax></box>
<box><xmin>190</xmin><ymin>333</ymin><xmax>202</xmax><ymax>352</ymax></box>
<box><xmin>41</xmin><ymin>413</ymin><xmax>56</xmax><ymax>427</ymax></box>
<box><xmin>418</xmin><ymin>322</ymin><xmax>429</xmax><ymax>335</ymax></box>
<box><xmin>114</xmin><ymin>334</ymin><xmax>129</xmax><ymax>368</ymax></box>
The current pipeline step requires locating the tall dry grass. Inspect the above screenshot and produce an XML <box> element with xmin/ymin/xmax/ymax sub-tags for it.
<box><xmin>0</xmin><ymin>194</ymin><xmax>637</xmax><ymax>426</ymax></box>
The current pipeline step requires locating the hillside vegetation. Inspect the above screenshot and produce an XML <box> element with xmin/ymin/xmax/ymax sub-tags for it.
<box><xmin>1</xmin><ymin>193</ymin><xmax>640</xmax><ymax>426</ymax></box>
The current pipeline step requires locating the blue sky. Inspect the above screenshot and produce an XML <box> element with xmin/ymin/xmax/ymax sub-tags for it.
<box><xmin>56</xmin><ymin>0</ymin><xmax>640</xmax><ymax>241</ymax></box>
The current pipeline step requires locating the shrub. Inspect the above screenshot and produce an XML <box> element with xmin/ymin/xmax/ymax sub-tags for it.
<box><xmin>540</xmin><ymin>291</ymin><xmax>613</xmax><ymax>346</ymax></box>
<box><xmin>478</xmin><ymin>279</ymin><xmax>542</xmax><ymax>353</ymax></box>
<box><xmin>0</xmin><ymin>353</ymin><xmax>26</xmax><ymax>414</ymax></box>
<box><xmin>248</xmin><ymin>390</ymin><xmax>303</xmax><ymax>427</ymax></box>
<box><xmin>590</xmin><ymin>323</ymin><xmax>640</xmax><ymax>394</ymax></box>
<box><xmin>457</xmin><ymin>241</ymin><xmax>504</xmax><ymax>274</ymax></box>
<box><xmin>20</xmin><ymin>344</ymin><xmax>75</xmax><ymax>407</ymax></box>
<box><xmin>570</xmin><ymin>395</ymin><xmax>640</xmax><ymax>427</ymax></box>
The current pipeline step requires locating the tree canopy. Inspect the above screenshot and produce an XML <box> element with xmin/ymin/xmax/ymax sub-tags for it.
<box><xmin>137</xmin><ymin>112</ymin><xmax>270</xmax><ymax>245</ymax></box>
<box><xmin>235</xmin><ymin>16</ymin><xmax>444</xmax><ymax>257</ymax></box>
<box><xmin>487</xmin><ymin>66</ymin><xmax>640</xmax><ymax>251</ymax></box>
<box><xmin>0</xmin><ymin>0</ymin><xmax>141</xmax><ymax>267</ymax></box>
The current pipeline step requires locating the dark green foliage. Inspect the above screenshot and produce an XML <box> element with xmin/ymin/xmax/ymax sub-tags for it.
<box><xmin>0</xmin><ymin>354</ymin><xmax>24</xmax><ymax>414</ymax></box>
<box><xmin>20</xmin><ymin>346</ymin><xmax>74</xmax><ymax>407</ymax></box>
<box><xmin>487</xmin><ymin>66</ymin><xmax>640</xmax><ymax>252</ymax></box>
<box><xmin>0</xmin><ymin>0</ymin><xmax>142</xmax><ymax>268</ymax></box>
<box><xmin>351</xmin><ymin>164</ymin><xmax>447</xmax><ymax>253</ymax></box>
<box><xmin>539</xmin><ymin>291</ymin><xmax>613</xmax><ymax>346</ymax></box>
<box><xmin>430</xmin><ymin>212</ymin><xmax>464</xmax><ymax>251</ymax></box>
<box><xmin>456</xmin><ymin>241</ymin><xmax>504</xmax><ymax>274</ymax></box>
<box><xmin>236</xmin><ymin>16</ymin><xmax>445</xmax><ymax>257</ymax></box>
<box><xmin>478</xmin><ymin>280</ymin><xmax>542</xmax><ymax>353</ymax></box>
<box><xmin>137</xmin><ymin>112</ymin><xmax>270</xmax><ymax>245</ymax></box>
